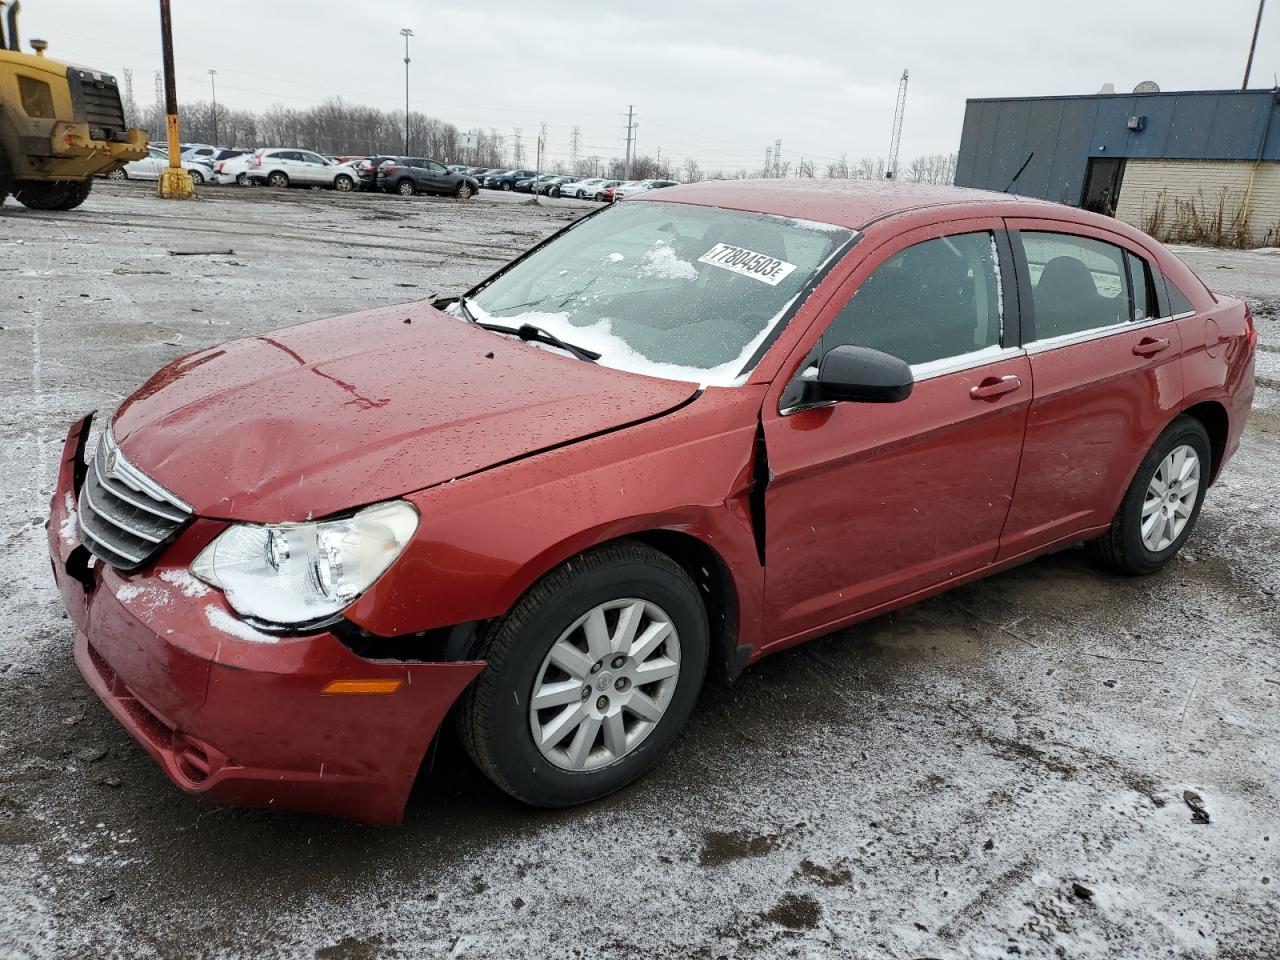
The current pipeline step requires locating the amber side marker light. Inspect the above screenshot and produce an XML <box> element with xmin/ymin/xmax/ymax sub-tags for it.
<box><xmin>321</xmin><ymin>679</ymin><xmax>403</xmax><ymax>696</ymax></box>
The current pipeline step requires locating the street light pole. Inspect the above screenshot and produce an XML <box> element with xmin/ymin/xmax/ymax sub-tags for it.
<box><xmin>208</xmin><ymin>68</ymin><xmax>218</xmax><ymax>145</ymax></box>
<box><xmin>400</xmin><ymin>27</ymin><xmax>413</xmax><ymax>154</ymax></box>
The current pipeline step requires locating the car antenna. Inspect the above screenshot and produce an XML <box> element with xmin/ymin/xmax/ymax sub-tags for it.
<box><xmin>1003</xmin><ymin>152</ymin><xmax>1034</xmax><ymax>193</ymax></box>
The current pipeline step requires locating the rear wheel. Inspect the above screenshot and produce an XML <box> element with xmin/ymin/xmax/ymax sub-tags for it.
<box><xmin>1088</xmin><ymin>415</ymin><xmax>1211</xmax><ymax>575</ymax></box>
<box><xmin>235</xmin><ymin>172</ymin><xmax>249</xmax><ymax>186</ymax></box>
<box><xmin>397</xmin><ymin>179</ymin><xmax>416</xmax><ymax>196</ymax></box>
<box><xmin>15</xmin><ymin>179</ymin><xmax>92</xmax><ymax>210</ymax></box>
<box><xmin>267</xmin><ymin>171</ymin><xmax>289</xmax><ymax>188</ymax></box>
<box><xmin>455</xmin><ymin>181</ymin><xmax>474</xmax><ymax>199</ymax></box>
<box><xmin>459</xmin><ymin>541</ymin><xmax>708</xmax><ymax>807</ymax></box>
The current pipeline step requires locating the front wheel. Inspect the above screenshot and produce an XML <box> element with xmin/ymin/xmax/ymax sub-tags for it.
<box><xmin>105</xmin><ymin>168</ymin><xmax>127</xmax><ymax>181</ymax></box>
<box><xmin>459</xmin><ymin>541</ymin><xmax>708</xmax><ymax>807</ymax></box>
<box><xmin>501</xmin><ymin>182</ymin><xmax>513</xmax><ymax>192</ymax></box>
<box><xmin>188</xmin><ymin>169</ymin><xmax>205</xmax><ymax>185</ymax></box>
<box><xmin>1088</xmin><ymin>415</ymin><xmax>1211</xmax><ymax>575</ymax></box>
<box><xmin>14</xmin><ymin>180</ymin><xmax>92</xmax><ymax>210</ymax></box>
<box><xmin>333</xmin><ymin>174</ymin><xmax>354</xmax><ymax>192</ymax></box>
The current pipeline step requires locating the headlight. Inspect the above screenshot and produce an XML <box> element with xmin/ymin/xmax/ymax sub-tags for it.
<box><xmin>191</xmin><ymin>501</ymin><xmax>419</xmax><ymax>626</ymax></box>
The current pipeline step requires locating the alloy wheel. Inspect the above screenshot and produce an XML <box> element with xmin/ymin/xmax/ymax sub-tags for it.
<box><xmin>1142</xmin><ymin>444</ymin><xmax>1200</xmax><ymax>552</ymax></box>
<box><xmin>529</xmin><ymin>598</ymin><xmax>681</xmax><ymax>772</ymax></box>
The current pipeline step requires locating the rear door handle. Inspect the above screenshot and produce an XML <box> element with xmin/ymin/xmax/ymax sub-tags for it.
<box><xmin>970</xmin><ymin>375</ymin><xmax>1022</xmax><ymax>401</ymax></box>
<box><xmin>1132</xmin><ymin>336</ymin><xmax>1170</xmax><ymax>357</ymax></box>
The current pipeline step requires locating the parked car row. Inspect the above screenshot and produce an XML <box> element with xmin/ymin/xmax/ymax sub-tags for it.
<box><xmin>103</xmin><ymin>144</ymin><xmax>679</xmax><ymax>203</ymax></box>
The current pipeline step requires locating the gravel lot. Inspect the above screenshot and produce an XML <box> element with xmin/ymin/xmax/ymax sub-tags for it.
<box><xmin>1</xmin><ymin>182</ymin><xmax>1277</xmax><ymax>960</ymax></box>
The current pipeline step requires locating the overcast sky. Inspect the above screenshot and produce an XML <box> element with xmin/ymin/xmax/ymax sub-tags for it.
<box><xmin>21</xmin><ymin>0</ymin><xmax>1277</xmax><ymax>172</ymax></box>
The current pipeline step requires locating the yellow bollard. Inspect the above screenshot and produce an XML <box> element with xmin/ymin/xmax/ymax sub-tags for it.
<box><xmin>156</xmin><ymin>111</ymin><xmax>195</xmax><ymax>199</ymax></box>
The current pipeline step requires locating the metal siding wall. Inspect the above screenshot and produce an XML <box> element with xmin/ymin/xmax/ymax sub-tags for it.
<box><xmin>990</xmin><ymin>99</ymin><xmax>1032</xmax><ymax>192</ymax></box>
<box><xmin>1123</xmin><ymin>96</ymin><xmax>1176</xmax><ymax>157</ymax></box>
<box><xmin>1049</xmin><ymin>100</ymin><xmax>1096</xmax><ymax>205</ymax></box>
<box><xmin>955</xmin><ymin>104</ymin><xmax>982</xmax><ymax>187</ymax></box>
<box><xmin>1205</xmin><ymin>92</ymin><xmax>1265</xmax><ymax>159</ymax></box>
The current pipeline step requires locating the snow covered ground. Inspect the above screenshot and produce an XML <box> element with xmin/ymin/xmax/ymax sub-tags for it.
<box><xmin>0</xmin><ymin>184</ymin><xmax>1276</xmax><ymax>959</ymax></box>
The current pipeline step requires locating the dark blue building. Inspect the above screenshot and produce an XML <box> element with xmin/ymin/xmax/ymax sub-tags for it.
<box><xmin>955</xmin><ymin>88</ymin><xmax>1280</xmax><ymax>244</ymax></box>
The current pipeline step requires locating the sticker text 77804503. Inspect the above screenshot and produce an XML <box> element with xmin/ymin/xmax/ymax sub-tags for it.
<box><xmin>697</xmin><ymin>243</ymin><xmax>798</xmax><ymax>286</ymax></box>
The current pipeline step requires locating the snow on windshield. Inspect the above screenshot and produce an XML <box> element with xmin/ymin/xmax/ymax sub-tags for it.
<box><xmin>469</xmin><ymin>203</ymin><xmax>855</xmax><ymax>386</ymax></box>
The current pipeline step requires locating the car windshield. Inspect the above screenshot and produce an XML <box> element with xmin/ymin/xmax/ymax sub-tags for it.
<box><xmin>468</xmin><ymin>201</ymin><xmax>854</xmax><ymax>385</ymax></box>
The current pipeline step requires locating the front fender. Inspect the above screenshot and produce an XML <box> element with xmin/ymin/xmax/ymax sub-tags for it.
<box><xmin>343</xmin><ymin>387</ymin><xmax>767</xmax><ymax>655</ymax></box>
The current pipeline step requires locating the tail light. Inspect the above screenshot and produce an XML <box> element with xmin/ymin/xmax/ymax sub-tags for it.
<box><xmin>214</xmin><ymin>161</ymin><xmax>224</xmax><ymax>173</ymax></box>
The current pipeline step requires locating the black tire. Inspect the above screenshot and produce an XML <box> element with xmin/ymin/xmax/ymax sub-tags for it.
<box><xmin>334</xmin><ymin>174</ymin><xmax>354</xmax><ymax>192</ymax></box>
<box><xmin>397</xmin><ymin>179</ymin><xmax>416</xmax><ymax>196</ymax></box>
<box><xmin>267</xmin><ymin>171</ymin><xmax>289</xmax><ymax>188</ymax></box>
<box><xmin>576</xmin><ymin>190</ymin><xmax>585</xmax><ymax>199</ymax></box>
<box><xmin>459</xmin><ymin>541</ymin><xmax>709</xmax><ymax>807</ymax></box>
<box><xmin>188</xmin><ymin>169</ymin><xmax>205</xmax><ymax>185</ymax></box>
<box><xmin>105</xmin><ymin>167</ymin><xmax>127</xmax><ymax>181</ymax></box>
<box><xmin>594</xmin><ymin>192</ymin><xmax>605</xmax><ymax>201</ymax></box>
<box><xmin>455</xmin><ymin>181</ymin><xmax>474</xmax><ymax>199</ymax></box>
<box><xmin>15</xmin><ymin>180</ymin><xmax>90</xmax><ymax>210</ymax></box>
<box><xmin>236</xmin><ymin>172</ymin><xmax>249</xmax><ymax>186</ymax></box>
<box><xmin>551</xmin><ymin>186</ymin><xmax>561</xmax><ymax>198</ymax></box>
<box><xmin>1087</xmin><ymin>415</ymin><xmax>1212</xmax><ymax>575</ymax></box>
<box><xmin>501</xmin><ymin>181</ymin><xmax>512</xmax><ymax>191</ymax></box>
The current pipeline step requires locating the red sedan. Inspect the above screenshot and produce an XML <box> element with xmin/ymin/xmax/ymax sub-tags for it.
<box><xmin>47</xmin><ymin>181</ymin><xmax>1255</xmax><ymax>822</ymax></box>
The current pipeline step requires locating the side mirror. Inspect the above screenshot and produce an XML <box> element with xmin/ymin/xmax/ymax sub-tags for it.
<box><xmin>804</xmin><ymin>345</ymin><xmax>913</xmax><ymax>405</ymax></box>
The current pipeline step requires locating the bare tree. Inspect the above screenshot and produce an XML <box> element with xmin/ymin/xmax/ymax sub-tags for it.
<box><xmin>797</xmin><ymin>158</ymin><xmax>816</xmax><ymax>178</ymax></box>
<box><xmin>904</xmin><ymin>152</ymin><xmax>959</xmax><ymax>185</ymax></box>
<box><xmin>825</xmin><ymin>153</ymin><xmax>850</xmax><ymax>179</ymax></box>
<box><xmin>681</xmin><ymin>155</ymin><xmax>703</xmax><ymax>183</ymax></box>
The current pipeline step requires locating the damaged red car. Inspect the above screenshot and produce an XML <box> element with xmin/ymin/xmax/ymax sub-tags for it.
<box><xmin>48</xmin><ymin>181</ymin><xmax>1255</xmax><ymax>822</ymax></box>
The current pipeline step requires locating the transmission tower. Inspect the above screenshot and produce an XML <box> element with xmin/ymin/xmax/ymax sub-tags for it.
<box><xmin>512</xmin><ymin>127</ymin><xmax>523</xmax><ymax>166</ymax></box>
<box><xmin>153</xmin><ymin>70</ymin><xmax>163</xmax><ymax>108</ymax></box>
<box><xmin>773</xmin><ymin>138</ymin><xmax>782</xmax><ymax>178</ymax></box>
<box><xmin>623</xmin><ymin>105</ymin><xmax>637</xmax><ymax>179</ymax></box>
<box><xmin>763</xmin><ymin>146</ymin><xmax>772</xmax><ymax>178</ymax></box>
<box><xmin>887</xmin><ymin>69</ymin><xmax>909</xmax><ymax>180</ymax></box>
<box><xmin>570</xmin><ymin>126</ymin><xmax>581</xmax><ymax>167</ymax></box>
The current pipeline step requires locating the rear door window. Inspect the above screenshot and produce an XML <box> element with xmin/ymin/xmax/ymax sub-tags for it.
<box><xmin>1021</xmin><ymin>232</ymin><xmax>1129</xmax><ymax>339</ymax></box>
<box><xmin>822</xmin><ymin>232</ymin><xmax>1004</xmax><ymax>366</ymax></box>
<box><xmin>1125</xmin><ymin>250</ymin><xmax>1153</xmax><ymax>321</ymax></box>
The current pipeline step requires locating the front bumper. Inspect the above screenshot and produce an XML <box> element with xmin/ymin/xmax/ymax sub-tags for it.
<box><xmin>48</xmin><ymin>416</ymin><xmax>484</xmax><ymax>824</ymax></box>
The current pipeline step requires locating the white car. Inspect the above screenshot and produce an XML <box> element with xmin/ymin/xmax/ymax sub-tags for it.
<box><xmin>213</xmin><ymin>153</ymin><xmax>256</xmax><ymax>186</ymax></box>
<box><xmin>104</xmin><ymin>146</ymin><xmax>215</xmax><ymax>185</ymax></box>
<box><xmin>613</xmin><ymin>179</ymin><xmax>679</xmax><ymax>200</ymax></box>
<box><xmin>244</xmin><ymin>149</ymin><xmax>359</xmax><ymax>191</ymax></box>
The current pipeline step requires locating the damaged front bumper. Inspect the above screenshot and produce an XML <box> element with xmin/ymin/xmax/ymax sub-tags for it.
<box><xmin>47</xmin><ymin>415</ymin><xmax>484</xmax><ymax>824</ymax></box>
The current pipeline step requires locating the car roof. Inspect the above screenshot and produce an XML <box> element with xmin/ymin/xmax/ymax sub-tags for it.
<box><xmin>630</xmin><ymin>179</ymin><xmax>1055</xmax><ymax>230</ymax></box>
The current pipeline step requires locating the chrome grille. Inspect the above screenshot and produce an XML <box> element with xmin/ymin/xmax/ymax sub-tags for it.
<box><xmin>78</xmin><ymin>430</ymin><xmax>192</xmax><ymax>571</ymax></box>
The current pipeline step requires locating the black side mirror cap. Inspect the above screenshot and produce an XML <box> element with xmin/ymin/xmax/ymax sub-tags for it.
<box><xmin>804</xmin><ymin>344</ymin><xmax>913</xmax><ymax>405</ymax></box>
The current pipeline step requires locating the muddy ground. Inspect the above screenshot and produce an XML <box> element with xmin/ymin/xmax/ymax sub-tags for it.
<box><xmin>0</xmin><ymin>182</ymin><xmax>1277</xmax><ymax>960</ymax></box>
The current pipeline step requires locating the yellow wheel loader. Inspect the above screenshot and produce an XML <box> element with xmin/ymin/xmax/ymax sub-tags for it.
<box><xmin>0</xmin><ymin>0</ymin><xmax>147</xmax><ymax>210</ymax></box>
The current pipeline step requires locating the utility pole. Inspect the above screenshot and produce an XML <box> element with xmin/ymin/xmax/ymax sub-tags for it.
<box><xmin>623</xmin><ymin>105</ymin><xmax>637</xmax><ymax>180</ymax></box>
<box><xmin>400</xmin><ymin>27</ymin><xmax>413</xmax><ymax>154</ymax></box>
<box><xmin>208</xmin><ymin>69</ymin><xmax>218</xmax><ymax>145</ymax></box>
<box><xmin>512</xmin><ymin>127</ymin><xmax>523</xmax><ymax>166</ymax></box>
<box><xmin>1244</xmin><ymin>0</ymin><xmax>1266</xmax><ymax>90</ymax></box>
<box><xmin>887</xmin><ymin>68</ymin><xmax>909</xmax><ymax>180</ymax></box>
<box><xmin>537</xmin><ymin>121</ymin><xmax>547</xmax><ymax>174</ymax></box>
<box><xmin>156</xmin><ymin>0</ymin><xmax>194</xmax><ymax>198</ymax></box>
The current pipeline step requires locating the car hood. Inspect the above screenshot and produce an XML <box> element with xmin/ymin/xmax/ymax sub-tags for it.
<box><xmin>111</xmin><ymin>303</ymin><xmax>699</xmax><ymax>523</ymax></box>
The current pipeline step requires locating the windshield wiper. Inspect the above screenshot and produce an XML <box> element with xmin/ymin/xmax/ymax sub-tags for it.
<box><xmin>478</xmin><ymin>322</ymin><xmax>600</xmax><ymax>363</ymax></box>
<box><xmin>455</xmin><ymin>295</ymin><xmax>476</xmax><ymax>324</ymax></box>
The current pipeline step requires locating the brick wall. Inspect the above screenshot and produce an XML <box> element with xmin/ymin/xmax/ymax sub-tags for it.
<box><xmin>1114</xmin><ymin>158</ymin><xmax>1280</xmax><ymax>247</ymax></box>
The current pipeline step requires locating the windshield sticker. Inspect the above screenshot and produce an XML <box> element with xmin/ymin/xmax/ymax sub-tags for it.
<box><xmin>697</xmin><ymin>243</ymin><xmax>797</xmax><ymax>286</ymax></box>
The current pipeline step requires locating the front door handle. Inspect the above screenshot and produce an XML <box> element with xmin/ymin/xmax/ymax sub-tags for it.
<box><xmin>970</xmin><ymin>375</ymin><xmax>1022</xmax><ymax>402</ymax></box>
<box><xmin>1132</xmin><ymin>336</ymin><xmax>1170</xmax><ymax>357</ymax></box>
